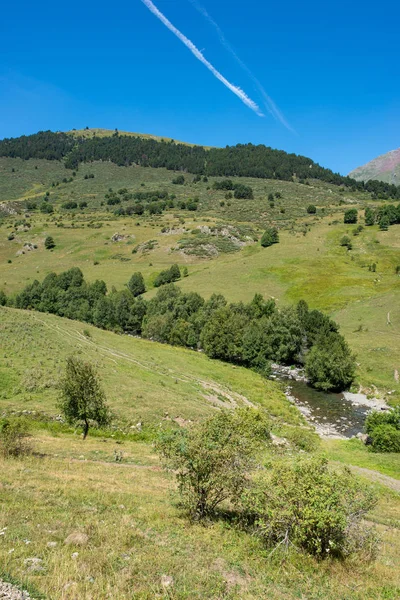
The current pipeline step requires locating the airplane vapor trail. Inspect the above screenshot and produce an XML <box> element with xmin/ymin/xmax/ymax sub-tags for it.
<box><xmin>188</xmin><ymin>0</ymin><xmax>294</xmax><ymax>132</ymax></box>
<box><xmin>140</xmin><ymin>0</ymin><xmax>264</xmax><ymax>117</ymax></box>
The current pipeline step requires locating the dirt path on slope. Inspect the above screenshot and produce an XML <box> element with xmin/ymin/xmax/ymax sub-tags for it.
<box><xmin>345</xmin><ymin>464</ymin><xmax>400</xmax><ymax>493</ymax></box>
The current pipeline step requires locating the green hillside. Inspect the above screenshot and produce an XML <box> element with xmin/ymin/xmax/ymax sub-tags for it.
<box><xmin>0</xmin><ymin>306</ymin><xmax>298</xmax><ymax>427</ymax></box>
<box><xmin>0</xmin><ymin>153</ymin><xmax>399</xmax><ymax>396</ymax></box>
<box><xmin>1</xmin><ymin>133</ymin><xmax>400</xmax><ymax>600</ymax></box>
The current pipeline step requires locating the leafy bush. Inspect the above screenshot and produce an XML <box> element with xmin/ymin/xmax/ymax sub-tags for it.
<box><xmin>261</xmin><ymin>227</ymin><xmax>279</xmax><ymax>247</ymax></box>
<box><xmin>172</xmin><ymin>174</ymin><xmax>185</xmax><ymax>185</ymax></box>
<box><xmin>154</xmin><ymin>264</ymin><xmax>181</xmax><ymax>287</ymax></box>
<box><xmin>344</xmin><ymin>209</ymin><xmax>358</xmax><ymax>224</ymax></box>
<box><xmin>62</xmin><ymin>201</ymin><xmax>78</xmax><ymax>210</ymax></box>
<box><xmin>234</xmin><ymin>184</ymin><xmax>253</xmax><ymax>199</ymax></box>
<box><xmin>44</xmin><ymin>236</ymin><xmax>55</xmax><ymax>250</ymax></box>
<box><xmin>369</xmin><ymin>424</ymin><xmax>400</xmax><ymax>453</ymax></box>
<box><xmin>241</xmin><ymin>457</ymin><xmax>377</xmax><ymax>559</ymax></box>
<box><xmin>0</xmin><ymin>418</ymin><xmax>32</xmax><ymax>458</ymax></box>
<box><xmin>307</xmin><ymin>204</ymin><xmax>317</xmax><ymax>214</ymax></box>
<box><xmin>157</xmin><ymin>408</ymin><xmax>270</xmax><ymax>519</ymax></box>
<box><xmin>340</xmin><ymin>235</ymin><xmax>352</xmax><ymax>249</ymax></box>
<box><xmin>365</xmin><ymin>407</ymin><xmax>400</xmax><ymax>434</ymax></box>
<box><xmin>365</xmin><ymin>407</ymin><xmax>400</xmax><ymax>452</ymax></box>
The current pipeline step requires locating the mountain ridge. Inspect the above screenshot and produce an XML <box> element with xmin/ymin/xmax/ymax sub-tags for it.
<box><xmin>349</xmin><ymin>147</ymin><xmax>400</xmax><ymax>183</ymax></box>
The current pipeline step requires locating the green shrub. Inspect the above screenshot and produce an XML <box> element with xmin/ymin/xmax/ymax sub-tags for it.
<box><xmin>241</xmin><ymin>457</ymin><xmax>377</xmax><ymax>559</ymax></box>
<box><xmin>156</xmin><ymin>408</ymin><xmax>270</xmax><ymax>519</ymax></box>
<box><xmin>261</xmin><ymin>227</ymin><xmax>279</xmax><ymax>247</ymax></box>
<box><xmin>344</xmin><ymin>209</ymin><xmax>358</xmax><ymax>224</ymax></box>
<box><xmin>307</xmin><ymin>204</ymin><xmax>317</xmax><ymax>214</ymax></box>
<box><xmin>365</xmin><ymin>407</ymin><xmax>400</xmax><ymax>435</ymax></box>
<box><xmin>0</xmin><ymin>418</ymin><xmax>32</xmax><ymax>458</ymax></box>
<box><xmin>340</xmin><ymin>235</ymin><xmax>352</xmax><ymax>249</ymax></box>
<box><xmin>369</xmin><ymin>424</ymin><xmax>400</xmax><ymax>453</ymax></box>
<box><xmin>44</xmin><ymin>236</ymin><xmax>55</xmax><ymax>250</ymax></box>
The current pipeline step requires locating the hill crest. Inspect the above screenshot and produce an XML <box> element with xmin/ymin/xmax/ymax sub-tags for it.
<box><xmin>349</xmin><ymin>147</ymin><xmax>400</xmax><ymax>183</ymax></box>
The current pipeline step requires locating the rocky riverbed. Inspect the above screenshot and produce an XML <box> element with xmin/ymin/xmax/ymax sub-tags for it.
<box><xmin>271</xmin><ymin>365</ymin><xmax>390</xmax><ymax>439</ymax></box>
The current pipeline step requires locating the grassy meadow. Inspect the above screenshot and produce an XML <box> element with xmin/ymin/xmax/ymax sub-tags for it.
<box><xmin>1</xmin><ymin>156</ymin><xmax>399</xmax><ymax>396</ymax></box>
<box><xmin>0</xmin><ymin>434</ymin><xmax>399</xmax><ymax>600</ymax></box>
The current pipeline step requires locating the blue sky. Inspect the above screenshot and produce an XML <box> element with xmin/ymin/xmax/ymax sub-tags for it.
<box><xmin>0</xmin><ymin>0</ymin><xmax>399</xmax><ymax>175</ymax></box>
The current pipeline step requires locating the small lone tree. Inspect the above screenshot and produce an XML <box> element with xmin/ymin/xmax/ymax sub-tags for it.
<box><xmin>157</xmin><ymin>408</ymin><xmax>270</xmax><ymax>519</ymax></box>
<box><xmin>127</xmin><ymin>272</ymin><xmax>146</xmax><ymax>297</ymax></box>
<box><xmin>59</xmin><ymin>357</ymin><xmax>110</xmax><ymax>439</ymax></box>
<box><xmin>44</xmin><ymin>236</ymin><xmax>55</xmax><ymax>249</ymax></box>
<box><xmin>261</xmin><ymin>227</ymin><xmax>279</xmax><ymax>247</ymax></box>
<box><xmin>344</xmin><ymin>209</ymin><xmax>358</xmax><ymax>224</ymax></box>
<box><xmin>307</xmin><ymin>204</ymin><xmax>317</xmax><ymax>214</ymax></box>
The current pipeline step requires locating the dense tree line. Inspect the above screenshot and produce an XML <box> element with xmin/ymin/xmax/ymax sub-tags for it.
<box><xmin>365</xmin><ymin>204</ymin><xmax>400</xmax><ymax>230</ymax></box>
<box><xmin>0</xmin><ymin>131</ymin><xmax>75</xmax><ymax>161</ymax></box>
<box><xmin>2</xmin><ymin>130</ymin><xmax>400</xmax><ymax>198</ymax></box>
<box><xmin>3</xmin><ymin>269</ymin><xmax>355</xmax><ymax>391</ymax></box>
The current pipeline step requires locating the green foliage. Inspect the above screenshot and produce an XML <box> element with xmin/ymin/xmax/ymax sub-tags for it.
<box><xmin>307</xmin><ymin>204</ymin><xmax>317</xmax><ymax>214</ymax></box>
<box><xmin>0</xmin><ymin>418</ymin><xmax>31</xmax><ymax>458</ymax></box>
<box><xmin>365</xmin><ymin>407</ymin><xmax>400</xmax><ymax>434</ymax></box>
<box><xmin>59</xmin><ymin>356</ymin><xmax>111</xmax><ymax>439</ymax></box>
<box><xmin>40</xmin><ymin>202</ymin><xmax>53</xmax><ymax>214</ymax></box>
<box><xmin>305</xmin><ymin>332</ymin><xmax>356</xmax><ymax>391</ymax></box>
<box><xmin>234</xmin><ymin>184</ymin><xmax>253</xmax><ymax>199</ymax></box>
<box><xmin>127</xmin><ymin>272</ymin><xmax>146</xmax><ymax>297</ymax></box>
<box><xmin>340</xmin><ymin>235</ymin><xmax>352</xmax><ymax>250</ymax></box>
<box><xmin>369</xmin><ymin>425</ymin><xmax>400</xmax><ymax>453</ymax></box>
<box><xmin>242</xmin><ymin>457</ymin><xmax>378</xmax><ymax>559</ymax></box>
<box><xmin>344</xmin><ymin>209</ymin><xmax>358</xmax><ymax>224</ymax></box>
<box><xmin>154</xmin><ymin>264</ymin><xmax>181</xmax><ymax>287</ymax></box>
<box><xmin>365</xmin><ymin>407</ymin><xmax>400</xmax><ymax>453</ymax></box>
<box><xmin>261</xmin><ymin>227</ymin><xmax>279</xmax><ymax>247</ymax></box>
<box><xmin>61</xmin><ymin>201</ymin><xmax>78</xmax><ymax>209</ymax></box>
<box><xmin>172</xmin><ymin>174</ymin><xmax>185</xmax><ymax>185</ymax></box>
<box><xmin>156</xmin><ymin>408</ymin><xmax>270</xmax><ymax>519</ymax></box>
<box><xmin>13</xmin><ymin>269</ymin><xmax>353</xmax><ymax>390</ymax></box>
<box><xmin>213</xmin><ymin>179</ymin><xmax>253</xmax><ymax>199</ymax></box>
<box><xmin>379</xmin><ymin>215</ymin><xmax>389</xmax><ymax>231</ymax></box>
<box><xmin>365</xmin><ymin>207</ymin><xmax>375</xmax><ymax>226</ymax></box>
<box><xmin>44</xmin><ymin>235</ymin><xmax>55</xmax><ymax>249</ymax></box>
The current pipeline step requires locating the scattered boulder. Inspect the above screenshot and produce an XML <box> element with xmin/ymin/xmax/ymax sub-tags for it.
<box><xmin>64</xmin><ymin>532</ymin><xmax>89</xmax><ymax>546</ymax></box>
<box><xmin>24</xmin><ymin>557</ymin><xmax>44</xmax><ymax>573</ymax></box>
<box><xmin>23</xmin><ymin>243</ymin><xmax>37</xmax><ymax>252</ymax></box>
<box><xmin>111</xmin><ymin>233</ymin><xmax>126</xmax><ymax>242</ymax></box>
<box><xmin>270</xmin><ymin>433</ymin><xmax>290</xmax><ymax>447</ymax></box>
<box><xmin>161</xmin><ymin>575</ymin><xmax>174</xmax><ymax>589</ymax></box>
<box><xmin>356</xmin><ymin>432</ymin><xmax>373</xmax><ymax>445</ymax></box>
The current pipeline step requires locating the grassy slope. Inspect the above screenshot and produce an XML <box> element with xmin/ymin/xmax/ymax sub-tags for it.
<box><xmin>0</xmin><ymin>157</ymin><xmax>399</xmax><ymax>395</ymax></box>
<box><xmin>0</xmin><ymin>306</ymin><xmax>298</xmax><ymax>426</ymax></box>
<box><xmin>66</xmin><ymin>127</ymin><xmax>211</xmax><ymax>147</ymax></box>
<box><xmin>1</xmin><ymin>439</ymin><xmax>399</xmax><ymax>600</ymax></box>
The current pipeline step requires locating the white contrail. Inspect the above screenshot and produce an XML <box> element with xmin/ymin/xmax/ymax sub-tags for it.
<box><xmin>140</xmin><ymin>0</ymin><xmax>264</xmax><ymax>117</ymax></box>
<box><xmin>188</xmin><ymin>0</ymin><xmax>294</xmax><ymax>132</ymax></box>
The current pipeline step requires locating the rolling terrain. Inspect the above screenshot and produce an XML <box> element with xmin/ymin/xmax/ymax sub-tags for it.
<box><xmin>0</xmin><ymin>130</ymin><xmax>400</xmax><ymax>599</ymax></box>
<box><xmin>0</xmin><ymin>151</ymin><xmax>399</xmax><ymax>396</ymax></box>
